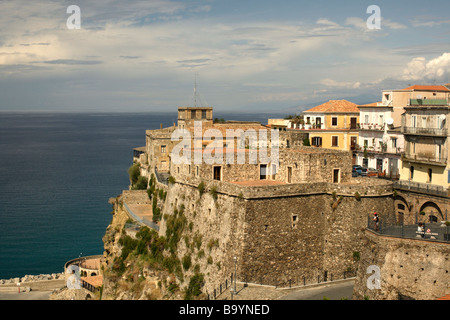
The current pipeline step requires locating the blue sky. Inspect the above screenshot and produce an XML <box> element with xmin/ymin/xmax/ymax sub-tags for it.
<box><xmin>0</xmin><ymin>0</ymin><xmax>449</xmax><ymax>113</ymax></box>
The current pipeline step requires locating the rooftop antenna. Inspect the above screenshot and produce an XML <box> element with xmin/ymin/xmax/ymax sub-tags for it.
<box><xmin>194</xmin><ymin>72</ymin><xmax>198</xmax><ymax>108</ymax></box>
<box><xmin>190</xmin><ymin>72</ymin><xmax>208</xmax><ymax>108</ymax></box>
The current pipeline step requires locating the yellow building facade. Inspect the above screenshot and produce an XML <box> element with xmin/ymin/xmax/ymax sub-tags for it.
<box><xmin>302</xmin><ymin>100</ymin><xmax>360</xmax><ymax>153</ymax></box>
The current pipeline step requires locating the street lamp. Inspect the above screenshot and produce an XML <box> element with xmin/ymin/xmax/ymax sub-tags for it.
<box><xmin>233</xmin><ymin>256</ymin><xmax>237</xmax><ymax>295</ymax></box>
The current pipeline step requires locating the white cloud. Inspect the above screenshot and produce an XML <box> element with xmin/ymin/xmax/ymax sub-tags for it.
<box><xmin>401</xmin><ymin>53</ymin><xmax>450</xmax><ymax>81</ymax></box>
<box><xmin>345</xmin><ymin>16</ymin><xmax>407</xmax><ymax>31</ymax></box>
<box><xmin>320</xmin><ymin>78</ymin><xmax>361</xmax><ymax>89</ymax></box>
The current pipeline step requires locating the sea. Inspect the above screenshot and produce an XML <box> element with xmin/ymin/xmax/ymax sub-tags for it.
<box><xmin>0</xmin><ymin>111</ymin><xmax>284</xmax><ymax>279</ymax></box>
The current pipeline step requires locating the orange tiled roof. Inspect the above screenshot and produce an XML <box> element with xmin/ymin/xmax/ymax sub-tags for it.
<box><xmin>81</xmin><ymin>275</ymin><xmax>103</xmax><ymax>288</ymax></box>
<box><xmin>437</xmin><ymin>293</ymin><xmax>450</xmax><ymax>300</ymax></box>
<box><xmin>402</xmin><ymin>85</ymin><xmax>450</xmax><ymax>92</ymax></box>
<box><xmin>358</xmin><ymin>102</ymin><xmax>383</xmax><ymax>107</ymax></box>
<box><xmin>304</xmin><ymin>100</ymin><xmax>359</xmax><ymax>113</ymax></box>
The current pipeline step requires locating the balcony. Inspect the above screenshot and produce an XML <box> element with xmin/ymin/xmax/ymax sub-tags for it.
<box><xmin>359</xmin><ymin>123</ymin><xmax>384</xmax><ymax>131</ymax></box>
<box><xmin>409</xmin><ymin>99</ymin><xmax>448</xmax><ymax>106</ymax></box>
<box><xmin>402</xmin><ymin>126</ymin><xmax>448</xmax><ymax>137</ymax></box>
<box><xmin>402</xmin><ymin>153</ymin><xmax>447</xmax><ymax>166</ymax></box>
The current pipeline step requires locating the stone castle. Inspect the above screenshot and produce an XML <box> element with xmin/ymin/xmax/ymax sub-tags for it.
<box><xmin>100</xmin><ymin>106</ymin><xmax>448</xmax><ymax>300</ymax></box>
<box><xmin>130</xmin><ymin>106</ymin><xmax>395</xmax><ymax>291</ymax></box>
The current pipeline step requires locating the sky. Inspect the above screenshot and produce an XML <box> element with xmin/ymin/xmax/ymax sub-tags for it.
<box><xmin>0</xmin><ymin>0</ymin><xmax>449</xmax><ymax>113</ymax></box>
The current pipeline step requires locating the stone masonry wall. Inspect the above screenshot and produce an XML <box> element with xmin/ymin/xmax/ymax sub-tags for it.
<box><xmin>353</xmin><ymin>230</ymin><xmax>450</xmax><ymax>300</ymax></box>
<box><xmin>158</xmin><ymin>178</ymin><xmax>394</xmax><ymax>292</ymax></box>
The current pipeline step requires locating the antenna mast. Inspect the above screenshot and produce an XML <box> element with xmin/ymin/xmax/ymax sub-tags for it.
<box><xmin>194</xmin><ymin>73</ymin><xmax>198</xmax><ymax>108</ymax></box>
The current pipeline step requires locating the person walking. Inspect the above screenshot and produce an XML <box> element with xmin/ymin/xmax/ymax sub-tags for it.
<box><xmin>373</xmin><ymin>212</ymin><xmax>380</xmax><ymax>231</ymax></box>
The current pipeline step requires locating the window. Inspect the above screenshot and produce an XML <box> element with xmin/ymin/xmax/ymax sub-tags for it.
<box><xmin>422</xmin><ymin>117</ymin><xmax>427</xmax><ymax>128</ymax></box>
<box><xmin>260</xmin><ymin>164</ymin><xmax>267</xmax><ymax>180</ymax></box>
<box><xmin>428</xmin><ymin>168</ymin><xmax>432</xmax><ymax>183</ymax></box>
<box><xmin>161</xmin><ymin>145</ymin><xmax>166</xmax><ymax>153</ymax></box>
<box><xmin>312</xmin><ymin>137</ymin><xmax>322</xmax><ymax>147</ymax></box>
<box><xmin>292</xmin><ymin>215</ymin><xmax>298</xmax><ymax>228</ymax></box>
<box><xmin>332</xmin><ymin>136</ymin><xmax>338</xmax><ymax>147</ymax></box>
<box><xmin>191</xmin><ymin>110</ymin><xmax>196</xmax><ymax>119</ymax></box>
<box><xmin>332</xmin><ymin>117</ymin><xmax>338</xmax><ymax>126</ymax></box>
<box><xmin>287</xmin><ymin>167</ymin><xmax>292</xmax><ymax>183</ymax></box>
<box><xmin>333</xmin><ymin>169</ymin><xmax>340</xmax><ymax>183</ymax></box>
<box><xmin>391</xmin><ymin>138</ymin><xmax>397</xmax><ymax>148</ymax></box>
<box><xmin>365</xmin><ymin>115</ymin><xmax>369</xmax><ymax>123</ymax></box>
<box><xmin>202</xmin><ymin>110</ymin><xmax>207</xmax><ymax>119</ymax></box>
<box><xmin>410</xmin><ymin>166</ymin><xmax>414</xmax><ymax>180</ymax></box>
<box><xmin>412</xmin><ymin>115</ymin><xmax>417</xmax><ymax>128</ymax></box>
<box><xmin>213</xmin><ymin>166</ymin><xmax>221</xmax><ymax>181</ymax></box>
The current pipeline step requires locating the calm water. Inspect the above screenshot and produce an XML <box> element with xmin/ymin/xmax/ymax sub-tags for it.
<box><xmin>0</xmin><ymin>111</ymin><xmax>282</xmax><ymax>279</ymax></box>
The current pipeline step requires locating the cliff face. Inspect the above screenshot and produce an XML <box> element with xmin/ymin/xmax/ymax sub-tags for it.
<box><xmin>100</xmin><ymin>176</ymin><xmax>397</xmax><ymax>300</ymax></box>
<box><xmin>100</xmin><ymin>195</ymin><xmax>184</xmax><ymax>300</ymax></box>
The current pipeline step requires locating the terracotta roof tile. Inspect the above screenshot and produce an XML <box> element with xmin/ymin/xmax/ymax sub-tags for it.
<box><xmin>437</xmin><ymin>293</ymin><xmax>450</xmax><ymax>300</ymax></box>
<box><xmin>304</xmin><ymin>100</ymin><xmax>359</xmax><ymax>113</ymax></box>
<box><xmin>402</xmin><ymin>85</ymin><xmax>450</xmax><ymax>92</ymax></box>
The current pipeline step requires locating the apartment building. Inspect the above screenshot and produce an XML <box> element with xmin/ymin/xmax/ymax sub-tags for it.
<box><xmin>301</xmin><ymin>100</ymin><xmax>360</xmax><ymax>155</ymax></box>
<box><xmin>393</xmin><ymin>85</ymin><xmax>450</xmax><ymax>224</ymax></box>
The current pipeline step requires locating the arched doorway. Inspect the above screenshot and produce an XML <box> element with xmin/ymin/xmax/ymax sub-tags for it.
<box><xmin>418</xmin><ymin>201</ymin><xmax>443</xmax><ymax>223</ymax></box>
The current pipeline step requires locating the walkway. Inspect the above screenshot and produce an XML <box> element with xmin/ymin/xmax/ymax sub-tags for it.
<box><xmin>216</xmin><ymin>279</ymin><xmax>355</xmax><ymax>300</ymax></box>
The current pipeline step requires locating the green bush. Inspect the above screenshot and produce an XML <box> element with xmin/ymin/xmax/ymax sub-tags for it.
<box><xmin>133</xmin><ymin>176</ymin><xmax>148</xmax><ymax>190</ymax></box>
<box><xmin>182</xmin><ymin>254</ymin><xmax>192</xmax><ymax>271</ymax></box>
<box><xmin>128</xmin><ymin>163</ymin><xmax>140</xmax><ymax>185</ymax></box>
<box><xmin>184</xmin><ymin>273</ymin><xmax>204</xmax><ymax>300</ymax></box>
<box><xmin>197</xmin><ymin>181</ymin><xmax>205</xmax><ymax>196</ymax></box>
<box><xmin>209</xmin><ymin>186</ymin><xmax>218</xmax><ymax>201</ymax></box>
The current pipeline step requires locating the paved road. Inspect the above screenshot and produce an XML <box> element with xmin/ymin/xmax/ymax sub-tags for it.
<box><xmin>0</xmin><ymin>290</ymin><xmax>53</xmax><ymax>300</ymax></box>
<box><xmin>279</xmin><ymin>280</ymin><xmax>354</xmax><ymax>300</ymax></box>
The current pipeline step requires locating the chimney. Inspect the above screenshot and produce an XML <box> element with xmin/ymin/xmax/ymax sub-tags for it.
<box><xmin>160</xmin><ymin>123</ymin><xmax>163</xmax><ymax>129</ymax></box>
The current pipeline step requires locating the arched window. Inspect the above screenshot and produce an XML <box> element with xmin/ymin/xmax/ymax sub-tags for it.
<box><xmin>410</xmin><ymin>166</ymin><xmax>415</xmax><ymax>180</ymax></box>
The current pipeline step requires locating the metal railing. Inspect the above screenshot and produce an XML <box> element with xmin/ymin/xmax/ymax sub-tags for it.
<box><xmin>393</xmin><ymin>180</ymin><xmax>448</xmax><ymax>197</ymax></box>
<box><xmin>206</xmin><ymin>269</ymin><xmax>356</xmax><ymax>300</ymax></box>
<box><xmin>402</xmin><ymin>126</ymin><xmax>447</xmax><ymax>136</ymax></box>
<box><xmin>367</xmin><ymin>216</ymin><xmax>450</xmax><ymax>242</ymax></box>
<box><xmin>123</xmin><ymin>202</ymin><xmax>160</xmax><ymax>231</ymax></box>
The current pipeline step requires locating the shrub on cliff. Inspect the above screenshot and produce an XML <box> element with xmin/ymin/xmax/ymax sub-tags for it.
<box><xmin>197</xmin><ymin>181</ymin><xmax>205</xmax><ymax>196</ymax></box>
<box><xmin>184</xmin><ymin>273</ymin><xmax>205</xmax><ymax>300</ymax></box>
<box><xmin>128</xmin><ymin>163</ymin><xmax>140</xmax><ymax>185</ymax></box>
<box><xmin>132</xmin><ymin>176</ymin><xmax>148</xmax><ymax>190</ymax></box>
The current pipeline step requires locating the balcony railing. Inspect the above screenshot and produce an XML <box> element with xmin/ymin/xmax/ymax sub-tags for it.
<box><xmin>393</xmin><ymin>180</ymin><xmax>448</xmax><ymax>197</ymax></box>
<box><xmin>359</xmin><ymin>123</ymin><xmax>384</xmax><ymax>131</ymax></box>
<box><xmin>402</xmin><ymin>126</ymin><xmax>448</xmax><ymax>136</ymax></box>
<box><xmin>409</xmin><ymin>99</ymin><xmax>448</xmax><ymax>106</ymax></box>
<box><xmin>402</xmin><ymin>153</ymin><xmax>447</xmax><ymax>165</ymax></box>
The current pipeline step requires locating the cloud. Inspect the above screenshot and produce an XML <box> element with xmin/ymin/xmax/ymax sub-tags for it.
<box><xmin>410</xmin><ymin>16</ymin><xmax>450</xmax><ymax>28</ymax></box>
<box><xmin>401</xmin><ymin>52</ymin><xmax>450</xmax><ymax>81</ymax></box>
<box><xmin>43</xmin><ymin>59</ymin><xmax>102</xmax><ymax>65</ymax></box>
<box><xmin>320</xmin><ymin>78</ymin><xmax>361</xmax><ymax>89</ymax></box>
<box><xmin>345</xmin><ymin>16</ymin><xmax>407</xmax><ymax>31</ymax></box>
